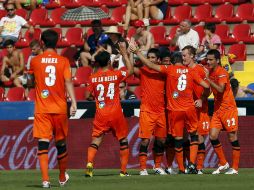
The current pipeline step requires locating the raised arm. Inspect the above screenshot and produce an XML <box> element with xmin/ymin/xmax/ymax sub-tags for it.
<box><xmin>118</xmin><ymin>42</ymin><xmax>133</xmax><ymax>76</ymax></box>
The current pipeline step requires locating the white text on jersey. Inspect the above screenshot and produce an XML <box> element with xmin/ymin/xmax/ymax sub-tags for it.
<box><xmin>176</xmin><ymin>68</ymin><xmax>189</xmax><ymax>74</ymax></box>
<box><xmin>92</xmin><ymin>75</ymin><xmax>118</xmax><ymax>83</ymax></box>
<box><xmin>41</xmin><ymin>58</ymin><xmax>58</xmax><ymax>64</ymax></box>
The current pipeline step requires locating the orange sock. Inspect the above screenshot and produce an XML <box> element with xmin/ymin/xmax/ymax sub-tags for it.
<box><xmin>166</xmin><ymin>146</ymin><xmax>175</xmax><ymax>168</ymax></box>
<box><xmin>175</xmin><ymin>148</ymin><xmax>184</xmax><ymax>172</ymax></box>
<box><xmin>139</xmin><ymin>144</ymin><xmax>148</xmax><ymax>170</ymax></box>
<box><xmin>211</xmin><ymin>139</ymin><xmax>227</xmax><ymax>166</ymax></box>
<box><xmin>87</xmin><ymin>144</ymin><xmax>98</xmax><ymax>163</ymax></box>
<box><xmin>56</xmin><ymin>144</ymin><xmax>68</xmax><ymax>182</ymax></box>
<box><xmin>231</xmin><ymin>140</ymin><xmax>240</xmax><ymax>171</ymax></box>
<box><xmin>190</xmin><ymin>136</ymin><xmax>199</xmax><ymax>164</ymax></box>
<box><xmin>154</xmin><ymin>153</ymin><xmax>164</xmax><ymax>168</ymax></box>
<box><xmin>153</xmin><ymin>139</ymin><xmax>165</xmax><ymax>168</ymax></box>
<box><xmin>120</xmin><ymin>141</ymin><xmax>129</xmax><ymax>173</ymax></box>
<box><xmin>196</xmin><ymin>143</ymin><xmax>206</xmax><ymax>170</ymax></box>
<box><xmin>38</xmin><ymin>141</ymin><xmax>49</xmax><ymax>182</ymax></box>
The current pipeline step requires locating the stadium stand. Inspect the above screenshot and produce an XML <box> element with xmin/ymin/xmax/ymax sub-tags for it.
<box><xmin>73</xmin><ymin>66</ymin><xmax>93</xmax><ymax>86</ymax></box>
<box><xmin>5</xmin><ymin>87</ymin><xmax>25</xmax><ymax>101</ymax></box>
<box><xmin>26</xmin><ymin>88</ymin><xmax>36</xmax><ymax>101</ymax></box>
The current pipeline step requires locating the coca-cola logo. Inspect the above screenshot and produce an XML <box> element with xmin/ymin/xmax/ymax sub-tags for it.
<box><xmin>0</xmin><ymin>124</ymin><xmax>57</xmax><ymax>170</ymax></box>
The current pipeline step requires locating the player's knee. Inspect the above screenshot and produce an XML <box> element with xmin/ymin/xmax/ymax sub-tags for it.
<box><xmin>165</xmin><ymin>134</ymin><xmax>174</xmax><ymax>147</ymax></box>
<box><xmin>56</xmin><ymin>140</ymin><xmax>67</xmax><ymax>156</ymax></box>
<box><xmin>231</xmin><ymin>140</ymin><xmax>240</xmax><ymax>148</ymax></box>
<box><xmin>140</xmin><ymin>138</ymin><xmax>150</xmax><ymax>147</ymax></box>
<box><xmin>38</xmin><ymin>141</ymin><xmax>49</xmax><ymax>151</ymax></box>
<box><xmin>210</xmin><ymin>139</ymin><xmax>220</xmax><ymax>146</ymax></box>
<box><xmin>190</xmin><ymin>135</ymin><xmax>198</xmax><ymax>142</ymax></box>
<box><xmin>174</xmin><ymin>139</ymin><xmax>183</xmax><ymax>149</ymax></box>
<box><xmin>153</xmin><ymin>139</ymin><xmax>164</xmax><ymax>153</ymax></box>
<box><xmin>182</xmin><ymin>139</ymin><xmax>190</xmax><ymax>148</ymax></box>
<box><xmin>139</xmin><ymin>144</ymin><xmax>148</xmax><ymax>153</ymax></box>
<box><xmin>90</xmin><ymin>143</ymin><xmax>99</xmax><ymax>150</ymax></box>
<box><xmin>209</xmin><ymin>133</ymin><xmax>218</xmax><ymax>140</ymax></box>
<box><xmin>198</xmin><ymin>143</ymin><xmax>205</xmax><ymax>151</ymax></box>
<box><xmin>120</xmin><ymin>140</ymin><xmax>129</xmax><ymax>150</ymax></box>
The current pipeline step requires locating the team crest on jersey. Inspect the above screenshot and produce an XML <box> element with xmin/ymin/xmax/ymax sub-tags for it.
<box><xmin>172</xmin><ymin>91</ymin><xmax>179</xmax><ymax>99</ymax></box>
<box><xmin>41</xmin><ymin>90</ymin><xmax>49</xmax><ymax>98</ymax></box>
<box><xmin>99</xmin><ymin>101</ymin><xmax>105</xmax><ymax>109</ymax></box>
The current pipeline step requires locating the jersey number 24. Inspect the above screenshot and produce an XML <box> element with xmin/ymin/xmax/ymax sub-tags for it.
<box><xmin>97</xmin><ymin>83</ymin><xmax>115</xmax><ymax>101</ymax></box>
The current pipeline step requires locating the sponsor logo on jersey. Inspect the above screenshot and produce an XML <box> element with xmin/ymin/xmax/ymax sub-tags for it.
<box><xmin>41</xmin><ymin>90</ymin><xmax>49</xmax><ymax>98</ymax></box>
<box><xmin>173</xmin><ymin>91</ymin><xmax>179</xmax><ymax>99</ymax></box>
<box><xmin>99</xmin><ymin>101</ymin><xmax>105</xmax><ymax>109</ymax></box>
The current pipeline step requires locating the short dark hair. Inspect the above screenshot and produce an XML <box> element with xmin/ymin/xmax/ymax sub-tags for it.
<box><xmin>204</xmin><ymin>23</ymin><xmax>216</xmax><ymax>33</ymax></box>
<box><xmin>91</xmin><ymin>20</ymin><xmax>102</xmax><ymax>26</ymax></box>
<box><xmin>4</xmin><ymin>39</ymin><xmax>15</xmax><ymax>47</ymax></box>
<box><xmin>182</xmin><ymin>45</ymin><xmax>196</xmax><ymax>57</ymax></box>
<box><xmin>170</xmin><ymin>52</ymin><xmax>183</xmax><ymax>65</ymax></box>
<box><xmin>159</xmin><ymin>47</ymin><xmax>171</xmax><ymax>59</ymax></box>
<box><xmin>230</xmin><ymin>78</ymin><xmax>239</xmax><ymax>89</ymax></box>
<box><xmin>95</xmin><ymin>51</ymin><xmax>110</xmax><ymax>67</ymax></box>
<box><xmin>41</xmin><ymin>29</ymin><xmax>58</xmax><ymax>49</ymax></box>
<box><xmin>207</xmin><ymin>49</ymin><xmax>221</xmax><ymax>60</ymax></box>
<box><xmin>29</xmin><ymin>39</ymin><xmax>40</xmax><ymax>48</ymax></box>
<box><xmin>147</xmin><ymin>48</ymin><xmax>161</xmax><ymax>59</ymax></box>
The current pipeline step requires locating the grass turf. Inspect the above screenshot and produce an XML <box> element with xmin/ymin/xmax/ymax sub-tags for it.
<box><xmin>1</xmin><ymin>169</ymin><xmax>254</xmax><ymax>190</ymax></box>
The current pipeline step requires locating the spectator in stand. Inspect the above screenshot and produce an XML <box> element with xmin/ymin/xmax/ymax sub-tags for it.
<box><xmin>143</xmin><ymin>0</ymin><xmax>168</xmax><ymax>22</ymax></box>
<box><xmin>0</xmin><ymin>39</ymin><xmax>25</xmax><ymax>87</ymax></box>
<box><xmin>196</xmin><ymin>23</ymin><xmax>222</xmax><ymax>62</ymax></box>
<box><xmin>119</xmin><ymin>81</ymin><xmax>137</xmax><ymax>100</ymax></box>
<box><xmin>13</xmin><ymin>0</ymin><xmax>58</xmax><ymax>11</ymax></box>
<box><xmin>104</xmin><ymin>26</ymin><xmax>129</xmax><ymax>69</ymax></box>
<box><xmin>79</xmin><ymin>20</ymin><xmax>108</xmax><ymax>67</ymax></box>
<box><xmin>0</xmin><ymin>3</ymin><xmax>34</xmax><ymax>45</ymax></box>
<box><xmin>171</xmin><ymin>20</ymin><xmax>199</xmax><ymax>51</ymax></box>
<box><xmin>120</xmin><ymin>0</ymin><xmax>143</xmax><ymax>35</ymax></box>
<box><xmin>132</xmin><ymin>20</ymin><xmax>154</xmax><ymax>54</ymax></box>
<box><xmin>230</xmin><ymin>78</ymin><xmax>254</xmax><ymax>98</ymax></box>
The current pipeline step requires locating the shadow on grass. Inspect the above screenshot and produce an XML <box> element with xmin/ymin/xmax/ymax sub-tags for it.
<box><xmin>26</xmin><ymin>184</ymin><xmax>58</xmax><ymax>188</ymax></box>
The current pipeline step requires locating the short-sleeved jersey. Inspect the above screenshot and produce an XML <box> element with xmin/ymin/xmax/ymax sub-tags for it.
<box><xmin>30</xmin><ymin>51</ymin><xmax>71</xmax><ymax>114</ymax></box>
<box><xmin>139</xmin><ymin>66</ymin><xmax>166</xmax><ymax>113</ymax></box>
<box><xmin>87</xmin><ymin>68</ymin><xmax>128</xmax><ymax>115</ymax></box>
<box><xmin>209</xmin><ymin>66</ymin><xmax>236</xmax><ymax>112</ymax></box>
<box><xmin>192</xmin><ymin>64</ymin><xmax>209</xmax><ymax>113</ymax></box>
<box><xmin>160</xmin><ymin>65</ymin><xmax>203</xmax><ymax>111</ymax></box>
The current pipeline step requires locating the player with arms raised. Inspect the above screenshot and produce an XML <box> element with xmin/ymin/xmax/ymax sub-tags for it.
<box><xmin>29</xmin><ymin>29</ymin><xmax>77</xmax><ymax>188</ymax></box>
<box><xmin>85</xmin><ymin>42</ymin><xmax>133</xmax><ymax>177</ymax></box>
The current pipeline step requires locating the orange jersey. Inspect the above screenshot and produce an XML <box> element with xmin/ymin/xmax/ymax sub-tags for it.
<box><xmin>209</xmin><ymin>66</ymin><xmax>236</xmax><ymax>112</ymax></box>
<box><xmin>30</xmin><ymin>51</ymin><xmax>71</xmax><ymax>114</ymax></box>
<box><xmin>160</xmin><ymin>65</ymin><xmax>203</xmax><ymax>111</ymax></box>
<box><xmin>139</xmin><ymin>66</ymin><xmax>166</xmax><ymax>113</ymax></box>
<box><xmin>87</xmin><ymin>68</ymin><xmax>128</xmax><ymax>115</ymax></box>
<box><xmin>192</xmin><ymin>64</ymin><xmax>209</xmax><ymax>113</ymax></box>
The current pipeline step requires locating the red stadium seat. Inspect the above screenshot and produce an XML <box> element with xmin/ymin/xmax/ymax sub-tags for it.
<box><xmin>168</xmin><ymin>0</ymin><xmax>182</xmax><ymax>6</ymax></box>
<box><xmin>184</xmin><ymin>0</ymin><xmax>209</xmax><ymax>5</ymax></box>
<box><xmin>209</xmin><ymin>0</ymin><xmax>226</xmax><ymax>4</ymax></box>
<box><xmin>73</xmin><ymin>66</ymin><xmax>93</xmax><ymax>86</ymax></box>
<box><xmin>26</xmin><ymin>88</ymin><xmax>36</xmax><ymax>101</ymax></box>
<box><xmin>50</xmin><ymin>8</ymin><xmax>76</xmax><ymax>27</ymax></box>
<box><xmin>0</xmin><ymin>87</ymin><xmax>5</xmax><ymax>101</ymax></box>
<box><xmin>74</xmin><ymin>87</ymin><xmax>87</xmax><ymax>101</ymax></box>
<box><xmin>126</xmin><ymin>27</ymin><xmax>136</xmax><ymax>41</ymax></box>
<box><xmin>80</xmin><ymin>0</ymin><xmax>102</xmax><ymax>7</ymax></box>
<box><xmin>228</xmin><ymin>0</ymin><xmax>249</xmax><ymax>4</ymax></box>
<box><xmin>193</xmin><ymin>25</ymin><xmax>205</xmax><ymax>43</ymax></box>
<box><xmin>228</xmin><ymin>44</ymin><xmax>246</xmax><ymax>61</ymax></box>
<box><xmin>101</xmin><ymin>6</ymin><xmax>126</xmax><ymax>25</ymax></box>
<box><xmin>150</xmin><ymin>26</ymin><xmax>170</xmax><ymax>46</ymax></box>
<box><xmin>231</xmin><ymin>24</ymin><xmax>254</xmax><ymax>43</ymax></box>
<box><xmin>163</xmin><ymin>5</ymin><xmax>192</xmax><ymax>25</ymax></box>
<box><xmin>5</xmin><ymin>87</ymin><xmax>25</xmax><ymax>101</ymax></box>
<box><xmin>215</xmin><ymin>24</ymin><xmax>236</xmax><ymax>44</ymax></box>
<box><xmin>16</xmin><ymin>8</ymin><xmax>28</xmax><ymax>20</ymax></box>
<box><xmin>168</xmin><ymin>25</ymin><xmax>179</xmax><ymax>41</ymax></box>
<box><xmin>234</xmin><ymin>3</ymin><xmax>254</xmax><ymax>22</ymax></box>
<box><xmin>133</xmin><ymin>86</ymin><xmax>141</xmax><ymax>99</ymax></box>
<box><xmin>98</xmin><ymin>0</ymin><xmax>127</xmax><ymax>7</ymax></box>
<box><xmin>15</xmin><ymin>28</ymin><xmax>42</xmax><ymax>48</ymax></box>
<box><xmin>61</xmin><ymin>47</ymin><xmax>78</xmax><ymax>67</ymax></box>
<box><xmin>58</xmin><ymin>28</ymin><xmax>84</xmax><ymax>47</ymax></box>
<box><xmin>61</xmin><ymin>0</ymin><xmax>80</xmax><ymax>8</ymax></box>
<box><xmin>191</xmin><ymin>4</ymin><xmax>213</xmax><ymax>23</ymax></box>
<box><xmin>21</xmin><ymin>47</ymin><xmax>32</xmax><ymax>66</ymax></box>
<box><xmin>45</xmin><ymin>0</ymin><xmax>61</xmax><ymax>9</ymax></box>
<box><xmin>29</xmin><ymin>8</ymin><xmax>55</xmax><ymax>27</ymax></box>
<box><xmin>0</xmin><ymin>10</ymin><xmax>7</xmax><ymax>20</ymax></box>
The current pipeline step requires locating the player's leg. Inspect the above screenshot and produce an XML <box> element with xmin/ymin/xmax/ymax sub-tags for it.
<box><xmin>38</xmin><ymin>139</ymin><xmax>50</xmax><ymax>188</ymax></box>
<box><xmin>139</xmin><ymin>138</ymin><xmax>150</xmax><ymax>175</ymax></box>
<box><xmin>196</xmin><ymin>135</ymin><xmax>206</xmax><ymax>174</ymax></box>
<box><xmin>119</xmin><ymin>138</ymin><xmax>130</xmax><ymax>176</ymax></box>
<box><xmin>165</xmin><ymin>134</ymin><xmax>177</xmax><ymax>174</ymax></box>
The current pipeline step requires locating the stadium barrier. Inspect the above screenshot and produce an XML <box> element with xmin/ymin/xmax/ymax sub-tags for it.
<box><xmin>0</xmin><ymin>100</ymin><xmax>254</xmax><ymax>170</ymax></box>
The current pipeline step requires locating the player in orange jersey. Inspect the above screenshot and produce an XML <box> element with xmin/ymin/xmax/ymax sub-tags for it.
<box><xmin>85</xmin><ymin>42</ymin><xmax>133</xmax><ymax>177</ymax></box>
<box><xmin>205</xmin><ymin>49</ymin><xmax>240</xmax><ymax>175</ymax></box>
<box><xmin>28</xmin><ymin>29</ymin><xmax>77</xmax><ymax>188</ymax></box>
<box><xmin>133</xmin><ymin>48</ymin><xmax>167</xmax><ymax>175</ymax></box>
<box><xmin>130</xmin><ymin>43</ymin><xmax>209</xmax><ymax>174</ymax></box>
<box><xmin>182</xmin><ymin>45</ymin><xmax>210</xmax><ymax>174</ymax></box>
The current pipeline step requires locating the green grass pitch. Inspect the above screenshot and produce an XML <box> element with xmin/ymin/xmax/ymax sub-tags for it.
<box><xmin>1</xmin><ymin>169</ymin><xmax>254</xmax><ymax>190</ymax></box>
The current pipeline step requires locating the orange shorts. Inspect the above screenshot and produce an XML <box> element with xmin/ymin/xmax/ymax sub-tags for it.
<box><xmin>33</xmin><ymin>113</ymin><xmax>68</xmax><ymax>141</ymax></box>
<box><xmin>210</xmin><ymin>108</ymin><xmax>238</xmax><ymax>132</ymax></box>
<box><xmin>168</xmin><ymin>107</ymin><xmax>198</xmax><ymax>137</ymax></box>
<box><xmin>93</xmin><ymin>112</ymin><xmax>128</xmax><ymax>140</ymax></box>
<box><xmin>139</xmin><ymin>111</ymin><xmax>167</xmax><ymax>139</ymax></box>
<box><xmin>197</xmin><ymin>111</ymin><xmax>210</xmax><ymax>136</ymax></box>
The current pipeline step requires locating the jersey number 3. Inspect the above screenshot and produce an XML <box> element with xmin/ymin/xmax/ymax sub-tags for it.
<box><xmin>177</xmin><ymin>74</ymin><xmax>187</xmax><ymax>91</ymax></box>
<box><xmin>45</xmin><ymin>66</ymin><xmax>56</xmax><ymax>86</ymax></box>
<box><xmin>97</xmin><ymin>83</ymin><xmax>115</xmax><ymax>101</ymax></box>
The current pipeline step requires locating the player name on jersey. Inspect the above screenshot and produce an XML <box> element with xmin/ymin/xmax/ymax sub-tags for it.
<box><xmin>91</xmin><ymin>75</ymin><xmax>118</xmax><ymax>83</ymax></box>
<box><xmin>176</xmin><ymin>68</ymin><xmax>189</xmax><ymax>74</ymax></box>
<box><xmin>41</xmin><ymin>58</ymin><xmax>58</xmax><ymax>64</ymax></box>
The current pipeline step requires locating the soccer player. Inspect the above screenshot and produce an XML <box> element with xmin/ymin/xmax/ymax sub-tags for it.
<box><xmin>133</xmin><ymin>48</ymin><xmax>167</xmax><ymax>175</ymax></box>
<box><xmin>129</xmin><ymin>43</ymin><xmax>209</xmax><ymax>174</ymax></box>
<box><xmin>205</xmin><ymin>49</ymin><xmax>240</xmax><ymax>174</ymax></box>
<box><xmin>28</xmin><ymin>29</ymin><xmax>77</xmax><ymax>188</ymax></box>
<box><xmin>182</xmin><ymin>45</ymin><xmax>210</xmax><ymax>174</ymax></box>
<box><xmin>85</xmin><ymin>42</ymin><xmax>133</xmax><ymax>177</ymax></box>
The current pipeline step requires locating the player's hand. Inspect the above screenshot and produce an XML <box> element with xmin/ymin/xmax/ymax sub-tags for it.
<box><xmin>70</xmin><ymin>103</ymin><xmax>77</xmax><ymax>117</ymax></box>
<box><xmin>128</xmin><ymin>39</ymin><xmax>138</xmax><ymax>54</ymax></box>
<box><xmin>194</xmin><ymin>99</ymin><xmax>202</xmax><ymax>108</ymax></box>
